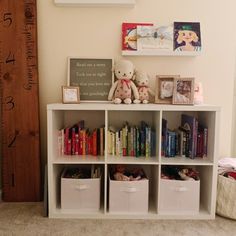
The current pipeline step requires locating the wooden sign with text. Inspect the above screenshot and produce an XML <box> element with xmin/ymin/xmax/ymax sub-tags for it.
<box><xmin>68</xmin><ymin>58</ymin><xmax>113</xmax><ymax>101</ymax></box>
<box><xmin>0</xmin><ymin>0</ymin><xmax>41</xmax><ymax>201</ymax></box>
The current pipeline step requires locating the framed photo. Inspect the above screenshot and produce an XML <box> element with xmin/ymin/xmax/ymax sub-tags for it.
<box><xmin>155</xmin><ymin>75</ymin><xmax>180</xmax><ymax>104</ymax></box>
<box><xmin>174</xmin><ymin>22</ymin><xmax>201</xmax><ymax>52</ymax></box>
<box><xmin>62</xmin><ymin>86</ymin><xmax>80</xmax><ymax>104</ymax></box>
<box><xmin>173</xmin><ymin>78</ymin><xmax>195</xmax><ymax>105</ymax></box>
<box><xmin>67</xmin><ymin>57</ymin><xmax>113</xmax><ymax>102</ymax></box>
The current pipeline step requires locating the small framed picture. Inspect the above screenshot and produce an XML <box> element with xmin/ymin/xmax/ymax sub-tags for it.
<box><xmin>155</xmin><ymin>75</ymin><xmax>180</xmax><ymax>104</ymax></box>
<box><xmin>62</xmin><ymin>86</ymin><xmax>80</xmax><ymax>104</ymax></box>
<box><xmin>173</xmin><ymin>78</ymin><xmax>195</xmax><ymax>105</ymax></box>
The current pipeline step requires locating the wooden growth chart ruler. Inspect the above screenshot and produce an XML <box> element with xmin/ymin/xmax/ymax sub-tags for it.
<box><xmin>0</xmin><ymin>0</ymin><xmax>41</xmax><ymax>201</ymax></box>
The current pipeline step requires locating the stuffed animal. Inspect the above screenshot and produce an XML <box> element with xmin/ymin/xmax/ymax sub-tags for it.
<box><xmin>194</xmin><ymin>82</ymin><xmax>204</xmax><ymax>105</ymax></box>
<box><xmin>108</xmin><ymin>60</ymin><xmax>139</xmax><ymax>104</ymax></box>
<box><xmin>134</xmin><ymin>70</ymin><xmax>155</xmax><ymax>104</ymax></box>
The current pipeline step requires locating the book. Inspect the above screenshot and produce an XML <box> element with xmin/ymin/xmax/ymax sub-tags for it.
<box><xmin>58</xmin><ymin>129</ymin><xmax>64</xmax><ymax>156</ymax></box>
<box><xmin>122</xmin><ymin>22</ymin><xmax>153</xmax><ymax>51</ymax></box>
<box><xmin>92</xmin><ymin>129</ymin><xmax>97</xmax><ymax>156</ymax></box>
<box><xmin>162</xmin><ymin>119</ymin><xmax>168</xmax><ymax>156</ymax></box>
<box><xmin>115</xmin><ymin>131</ymin><xmax>120</xmax><ymax>156</ymax></box>
<box><xmin>64</xmin><ymin>127</ymin><xmax>70</xmax><ymax>155</ymax></box>
<box><xmin>181</xmin><ymin>114</ymin><xmax>197</xmax><ymax>159</ymax></box>
<box><xmin>174</xmin><ymin>22</ymin><xmax>201</xmax><ymax>52</ymax></box>
<box><xmin>137</xmin><ymin>25</ymin><xmax>173</xmax><ymax>51</ymax></box>
<box><xmin>136</xmin><ymin>126</ymin><xmax>140</xmax><ymax>157</ymax></box>
<box><xmin>100</xmin><ymin>127</ymin><xmax>104</xmax><ymax>156</ymax></box>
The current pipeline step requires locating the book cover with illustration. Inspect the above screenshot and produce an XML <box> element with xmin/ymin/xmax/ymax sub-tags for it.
<box><xmin>137</xmin><ymin>25</ymin><xmax>173</xmax><ymax>51</ymax></box>
<box><xmin>174</xmin><ymin>22</ymin><xmax>201</xmax><ymax>52</ymax></box>
<box><xmin>122</xmin><ymin>22</ymin><xmax>153</xmax><ymax>51</ymax></box>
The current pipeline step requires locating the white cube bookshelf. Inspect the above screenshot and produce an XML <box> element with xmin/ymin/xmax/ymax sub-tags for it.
<box><xmin>47</xmin><ymin>103</ymin><xmax>220</xmax><ymax>219</ymax></box>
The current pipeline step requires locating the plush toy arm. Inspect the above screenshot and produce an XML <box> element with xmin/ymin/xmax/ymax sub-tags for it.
<box><xmin>130</xmin><ymin>81</ymin><xmax>139</xmax><ymax>99</ymax></box>
<box><xmin>148</xmin><ymin>88</ymin><xmax>155</xmax><ymax>97</ymax></box>
<box><xmin>108</xmin><ymin>81</ymin><xmax>118</xmax><ymax>101</ymax></box>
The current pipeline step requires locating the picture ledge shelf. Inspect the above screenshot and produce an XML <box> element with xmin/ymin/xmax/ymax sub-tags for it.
<box><xmin>54</xmin><ymin>0</ymin><xmax>136</xmax><ymax>7</ymax></box>
<box><xmin>122</xmin><ymin>50</ymin><xmax>201</xmax><ymax>57</ymax></box>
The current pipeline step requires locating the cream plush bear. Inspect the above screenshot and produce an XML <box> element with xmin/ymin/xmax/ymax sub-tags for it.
<box><xmin>134</xmin><ymin>70</ymin><xmax>155</xmax><ymax>104</ymax></box>
<box><xmin>108</xmin><ymin>60</ymin><xmax>139</xmax><ymax>104</ymax></box>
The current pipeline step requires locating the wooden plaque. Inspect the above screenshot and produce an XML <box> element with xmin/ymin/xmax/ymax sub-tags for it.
<box><xmin>68</xmin><ymin>58</ymin><xmax>113</xmax><ymax>101</ymax></box>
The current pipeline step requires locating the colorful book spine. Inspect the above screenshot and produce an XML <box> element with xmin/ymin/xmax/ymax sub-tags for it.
<box><xmin>136</xmin><ymin>127</ymin><xmax>140</xmax><ymax>157</ymax></box>
<box><xmin>203</xmin><ymin>127</ymin><xmax>208</xmax><ymax>157</ymax></box>
<box><xmin>71</xmin><ymin>127</ymin><xmax>76</xmax><ymax>155</ymax></box>
<box><xmin>107</xmin><ymin>130</ymin><xmax>111</xmax><ymax>155</ymax></box>
<box><xmin>58</xmin><ymin>130</ymin><xmax>63</xmax><ymax>156</ymax></box>
<box><xmin>92</xmin><ymin>129</ymin><xmax>97</xmax><ymax>156</ymax></box>
<box><xmin>115</xmin><ymin>131</ymin><xmax>120</xmax><ymax>156</ymax></box>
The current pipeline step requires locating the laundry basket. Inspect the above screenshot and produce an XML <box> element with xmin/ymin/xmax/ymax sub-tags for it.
<box><xmin>216</xmin><ymin>174</ymin><xmax>236</xmax><ymax>219</ymax></box>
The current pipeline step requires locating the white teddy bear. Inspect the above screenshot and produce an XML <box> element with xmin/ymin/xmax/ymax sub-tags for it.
<box><xmin>108</xmin><ymin>60</ymin><xmax>139</xmax><ymax>104</ymax></box>
<box><xmin>134</xmin><ymin>70</ymin><xmax>155</xmax><ymax>104</ymax></box>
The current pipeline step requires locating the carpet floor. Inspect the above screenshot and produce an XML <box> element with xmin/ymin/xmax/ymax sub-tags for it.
<box><xmin>0</xmin><ymin>202</ymin><xmax>235</xmax><ymax>236</ymax></box>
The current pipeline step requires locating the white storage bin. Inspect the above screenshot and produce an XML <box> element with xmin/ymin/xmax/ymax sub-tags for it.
<box><xmin>61</xmin><ymin>169</ymin><xmax>100</xmax><ymax>212</ymax></box>
<box><xmin>109</xmin><ymin>177</ymin><xmax>149</xmax><ymax>213</ymax></box>
<box><xmin>159</xmin><ymin>179</ymin><xmax>200</xmax><ymax>214</ymax></box>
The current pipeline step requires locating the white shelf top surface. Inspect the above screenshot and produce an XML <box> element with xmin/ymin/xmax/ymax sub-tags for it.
<box><xmin>161</xmin><ymin>156</ymin><xmax>214</xmax><ymax>166</ymax></box>
<box><xmin>107</xmin><ymin>155</ymin><xmax>159</xmax><ymax>164</ymax></box>
<box><xmin>47</xmin><ymin>103</ymin><xmax>220</xmax><ymax>112</ymax></box>
<box><xmin>54</xmin><ymin>0</ymin><xmax>136</xmax><ymax>7</ymax></box>
<box><xmin>52</xmin><ymin>155</ymin><xmax>105</xmax><ymax>164</ymax></box>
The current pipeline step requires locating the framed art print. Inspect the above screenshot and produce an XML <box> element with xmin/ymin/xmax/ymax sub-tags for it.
<box><xmin>172</xmin><ymin>77</ymin><xmax>195</xmax><ymax>105</ymax></box>
<box><xmin>62</xmin><ymin>86</ymin><xmax>80</xmax><ymax>104</ymax></box>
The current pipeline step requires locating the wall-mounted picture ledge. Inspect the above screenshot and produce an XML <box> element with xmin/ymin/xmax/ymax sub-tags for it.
<box><xmin>54</xmin><ymin>0</ymin><xmax>136</xmax><ymax>7</ymax></box>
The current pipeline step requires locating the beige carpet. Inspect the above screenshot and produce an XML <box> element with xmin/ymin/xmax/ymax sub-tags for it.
<box><xmin>0</xmin><ymin>202</ymin><xmax>235</xmax><ymax>236</ymax></box>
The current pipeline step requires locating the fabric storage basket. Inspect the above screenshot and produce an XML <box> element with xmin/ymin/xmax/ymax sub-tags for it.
<box><xmin>61</xmin><ymin>168</ymin><xmax>101</xmax><ymax>212</ymax></box>
<box><xmin>216</xmin><ymin>175</ymin><xmax>236</xmax><ymax>219</ymax></box>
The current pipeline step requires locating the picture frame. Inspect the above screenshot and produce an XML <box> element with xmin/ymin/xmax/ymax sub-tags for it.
<box><xmin>67</xmin><ymin>57</ymin><xmax>113</xmax><ymax>102</ymax></box>
<box><xmin>172</xmin><ymin>77</ymin><xmax>195</xmax><ymax>105</ymax></box>
<box><xmin>155</xmin><ymin>75</ymin><xmax>180</xmax><ymax>104</ymax></box>
<box><xmin>62</xmin><ymin>86</ymin><xmax>80</xmax><ymax>104</ymax></box>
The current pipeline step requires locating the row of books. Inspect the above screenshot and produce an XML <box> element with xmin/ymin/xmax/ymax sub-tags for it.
<box><xmin>107</xmin><ymin>121</ymin><xmax>156</xmax><ymax>157</ymax></box>
<box><xmin>162</xmin><ymin>114</ymin><xmax>208</xmax><ymax>158</ymax></box>
<box><xmin>58</xmin><ymin>120</ymin><xmax>105</xmax><ymax>156</ymax></box>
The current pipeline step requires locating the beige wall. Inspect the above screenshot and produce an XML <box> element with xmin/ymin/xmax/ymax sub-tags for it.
<box><xmin>37</xmin><ymin>0</ymin><xmax>236</xmax><ymax>166</ymax></box>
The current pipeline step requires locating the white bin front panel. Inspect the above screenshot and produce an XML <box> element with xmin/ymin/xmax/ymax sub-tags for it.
<box><xmin>159</xmin><ymin>179</ymin><xmax>200</xmax><ymax>214</ymax></box>
<box><xmin>61</xmin><ymin>178</ymin><xmax>100</xmax><ymax>211</ymax></box>
<box><xmin>109</xmin><ymin>179</ymin><xmax>149</xmax><ymax>213</ymax></box>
